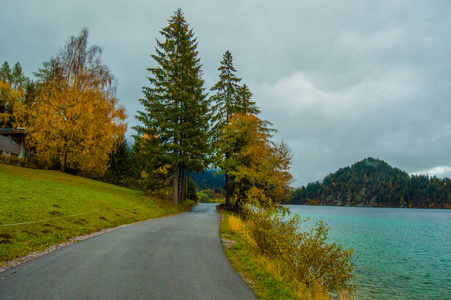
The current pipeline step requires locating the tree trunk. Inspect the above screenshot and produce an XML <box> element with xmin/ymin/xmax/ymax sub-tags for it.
<box><xmin>225</xmin><ymin>149</ymin><xmax>231</xmax><ymax>207</ymax></box>
<box><xmin>178</xmin><ymin>165</ymin><xmax>184</xmax><ymax>203</ymax></box>
<box><xmin>225</xmin><ymin>174</ymin><xmax>230</xmax><ymax>206</ymax></box>
<box><xmin>184</xmin><ymin>169</ymin><xmax>189</xmax><ymax>202</ymax></box>
<box><xmin>180</xmin><ymin>168</ymin><xmax>184</xmax><ymax>203</ymax></box>
<box><xmin>173</xmin><ymin>163</ymin><xmax>179</xmax><ymax>204</ymax></box>
<box><xmin>62</xmin><ymin>142</ymin><xmax>68</xmax><ymax>173</ymax></box>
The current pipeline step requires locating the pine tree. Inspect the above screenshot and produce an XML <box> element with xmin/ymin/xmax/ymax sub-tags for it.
<box><xmin>187</xmin><ymin>177</ymin><xmax>199</xmax><ymax>202</ymax></box>
<box><xmin>103</xmin><ymin>137</ymin><xmax>130</xmax><ymax>186</ymax></box>
<box><xmin>10</xmin><ymin>63</ymin><xmax>27</xmax><ymax>90</ymax></box>
<box><xmin>210</xmin><ymin>51</ymin><xmax>267</xmax><ymax>206</ymax></box>
<box><xmin>209</xmin><ymin>51</ymin><xmax>243</xmax><ymax>206</ymax></box>
<box><xmin>0</xmin><ymin>62</ymin><xmax>11</xmax><ymax>83</ymax></box>
<box><xmin>134</xmin><ymin>9</ymin><xmax>209</xmax><ymax>204</ymax></box>
<box><xmin>210</xmin><ymin>50</ymin><xmax>241</xmax><ymax>139</ymax></box>
<box><xmin>235</xmin><ymin>83</ymin><xmax>260</xmax><ymax>115</ymax></box>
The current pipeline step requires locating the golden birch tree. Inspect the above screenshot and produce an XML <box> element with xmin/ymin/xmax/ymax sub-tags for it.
<box><xmin>16</xmin><ymin>29</ymin><xmax>126</xmax><ymax>176</ymax></box>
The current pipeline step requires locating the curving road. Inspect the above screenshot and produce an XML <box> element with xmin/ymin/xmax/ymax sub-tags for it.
<box><xmin>0</xmin><ymin>204</ymin><xmax>256</xmax><ymax>299</ymax></box>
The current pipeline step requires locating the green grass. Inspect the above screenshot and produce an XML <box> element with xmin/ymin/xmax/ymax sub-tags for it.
<box><xmin>0</xmin><ymin>163</ymin><xmax>190</xmax><ymax>264</ymax></box>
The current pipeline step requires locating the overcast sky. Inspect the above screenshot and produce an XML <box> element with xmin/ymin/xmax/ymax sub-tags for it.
<box><xmin>2</xmin><ymin>0</ymin><xmax>450</xmax><ymax>186</ymax></box>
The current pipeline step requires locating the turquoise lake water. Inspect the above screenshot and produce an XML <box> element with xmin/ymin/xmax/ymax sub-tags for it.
<box><xmin>287</xmin><ymin>205</ymin><xmax>451</xmax><ymax>299</ymax></box>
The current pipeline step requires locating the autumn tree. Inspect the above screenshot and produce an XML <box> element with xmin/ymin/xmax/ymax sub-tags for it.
<box><xmin>0</xmin><ymin>80</ymin><xmax>23</xmax><ymax>127</ymax></box>
<box><xmin>219</xmin><ymin>113</ymin><xmax>292</xmax><ymax>211</ymax></box>
<box><xmin>0</xmin><ymin>61</ymin><xmax>33</xmax><ymax>128</ymax></box>
<box><xmin>134</xmin><ymin>9</ymin><xmax>210</xmax><ymax>204</ymax></box>
<box><xmin>210</xmin><ymin>51</ymin><xmax>261</xmax><ymax>206</ymax></box>
<box><xmin>15</xmin><ymin>29</ymin><xmax>126</xmax><ymax>176</ymax></box>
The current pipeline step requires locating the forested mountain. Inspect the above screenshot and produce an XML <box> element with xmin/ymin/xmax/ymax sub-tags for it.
<box><xmin>190</xmin><ymin>169</ymin><xmax>224</xmax><ymax>192</ymax></box>
<box><xmin>289</xmin><ymin>157</ymin><xmax>451</xmax><ymax>208</ymax></box>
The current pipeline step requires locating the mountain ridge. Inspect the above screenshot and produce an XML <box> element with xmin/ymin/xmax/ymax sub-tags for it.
<box><xmin>289</xmin><ymin>157</ymin><xmax>450</xmax><ymax>208</ymax></box>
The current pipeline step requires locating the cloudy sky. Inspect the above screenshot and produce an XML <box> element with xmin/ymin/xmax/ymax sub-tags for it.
<box><xmin>2</xmin><ymin>0</ymin><xmax>450</xmax><ymax>186</ymax></box>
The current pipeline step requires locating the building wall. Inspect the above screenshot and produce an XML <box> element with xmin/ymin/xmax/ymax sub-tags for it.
<box><xmin>0</xmin><ymin>135</ymin><xmax>22</xmax><ymax>156</ymax></box>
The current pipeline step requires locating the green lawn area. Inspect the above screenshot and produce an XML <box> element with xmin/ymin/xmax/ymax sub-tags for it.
<box><xmin>0</xmin><ymin>163</ymin><xmax>182</xmax><ymax>264</ymax></box>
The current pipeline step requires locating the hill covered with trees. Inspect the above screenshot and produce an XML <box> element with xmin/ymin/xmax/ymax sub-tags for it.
<box><xmin>289</xmin><ymin>157</ymin><xmax>451</xmax><ymax>208</ymax></box>
<box><xmin>190</xmin><ymin>169</ymin><xmax>224</xmax><ymax>191</ymax></box>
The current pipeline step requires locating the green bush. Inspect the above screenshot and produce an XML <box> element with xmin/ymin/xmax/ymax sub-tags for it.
<box><xmin>244</xmin><ymin>207</ymin><xmax>355</xmax><ymax>294</ymax></box>
<box><xmin>26</xmin><ymin>154</ymin><xmax>54</xmax><ymax>170</ymax></box>
<box><xmin>0</xmin><ymin>154</ymin><xmax>26</xmax><ymax>167</ymax></box>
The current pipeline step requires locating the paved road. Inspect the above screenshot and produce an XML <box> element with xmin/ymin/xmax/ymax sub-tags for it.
<box><xmin>0</xmin><ymin>204</ymin><xmax>256</xmax><ymax>299</ymax></box>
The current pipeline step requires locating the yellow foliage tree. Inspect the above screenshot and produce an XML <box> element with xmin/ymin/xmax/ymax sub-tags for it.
<box><xmin>15</xmin><ymin>29</ymin><xmax>126</xmax><ymax>176</ymax></box>
<box><xmin>0</xmin><ymin>80</ymin><xmax>23</xmax><ymax>127</ymax></box>
<box><xmin>219</xmin><ymin>113</ymin><xmax>292</xmax><ymax>210</ymax></box>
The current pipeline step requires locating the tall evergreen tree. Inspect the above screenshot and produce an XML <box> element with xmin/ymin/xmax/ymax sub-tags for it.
<box><xmin>235</xmin><ymin>83</ymin><xmax>260</xmax><ymax>115</ymax></box>
<box><xmin>0</xmin><ymin>61</ymin><xmax>30</xmax><ymax>90</ymax></box>
<box><xmin>210</xmin><ymin>51</ymin><xmax>265</xmax><ymax>206</ymax></box>
<box><xmin>0</xmin><ymin>62</ymin><xmax>11</xmax><ymax>83</ymax></box>
<box><xmin>103</xmin><ymin>137</ymin><xmax>130</xmax><ymax>186</ymax></box>
<box><xmin>209</xmin><ymin>50</ymin><xmax>242</xmax><ymax>206</ymax></box>
<box><xmin>210</xmin><ymin>50</ymin><xmax>241</xmax><ymax>138</ymax></box>
<box><xmin>11</xmin><ymin>62</ymin><xmax>27</xmax><ymax>89</ymax></box>
<box><xmin>134</xmin><ymin>9</ymin><xmax>209</xmax><ymax>204</ymax></box>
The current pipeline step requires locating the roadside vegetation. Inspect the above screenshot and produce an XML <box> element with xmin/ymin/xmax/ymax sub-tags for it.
<box><xmin>219</xmin><ymin>209</ymin><xmax>354</xmax><ymax>299</ymax></box>
<box><xmin>0</xmin><ymin>163</ymin><xmax>192</xmax><ymax>264</ymax></box>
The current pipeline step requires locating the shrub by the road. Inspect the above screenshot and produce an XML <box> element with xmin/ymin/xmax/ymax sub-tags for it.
<box><xmin>244</xmin><ymin>207</ymin><xmax>355</xmax><ymax>294</ymax></box>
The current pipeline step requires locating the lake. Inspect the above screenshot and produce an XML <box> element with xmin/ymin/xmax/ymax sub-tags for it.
<box><xmin>287</xmin><ymin>205</ymin><xmax>451</xmax><ymax>299</ymax></box>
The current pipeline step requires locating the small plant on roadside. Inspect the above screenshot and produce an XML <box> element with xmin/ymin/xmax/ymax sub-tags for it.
<box><xmin>227</xmin><ymin>214</ymin><xmax>244</xmax><ymax>234</ymax></box>
<box><xmin>243</xmin><ymin>203</ymin><xmax>355</xmax><ymax>295</ymax></box>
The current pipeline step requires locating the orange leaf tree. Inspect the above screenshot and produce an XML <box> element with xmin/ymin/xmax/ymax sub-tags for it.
<box><xmin>219</xmin><ymin>113</ymin><xmax>292</xmax><ymax>211</ymax></box>
<box><xmin>16</xmin><ymin>29</ymin><xmax>126</xmax><ymax>176</ymax></box>
<box><xmin>0</xmin><ymin>80</ymin><xmax>23</xmax><ymax>127</ymax></box>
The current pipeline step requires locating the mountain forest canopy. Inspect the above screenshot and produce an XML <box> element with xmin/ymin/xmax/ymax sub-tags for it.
<box><xmin>289</xmin><ymin>157</ymin><xmax>451</xmax><ymax>209</ymax></box>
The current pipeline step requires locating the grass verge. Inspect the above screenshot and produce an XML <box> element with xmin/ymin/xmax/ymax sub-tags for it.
<box><xmin>218</xmin><ymin>209</ymin><xmax>336</xmax><ymax>300</ymax></box>
<box><xmin>0</xmin><ymin>163</ymin><xmax>193</xmax><ymax>265</ymax></box>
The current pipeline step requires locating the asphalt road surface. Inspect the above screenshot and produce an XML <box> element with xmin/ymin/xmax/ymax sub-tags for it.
<box><xmin>0</xmin><ymin>203</ymin><xmax>256</xmax><ymax>299</ymax></box>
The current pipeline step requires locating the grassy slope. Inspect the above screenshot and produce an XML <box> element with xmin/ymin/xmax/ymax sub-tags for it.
<box><xmin>0</xmin><ymin>164</ymin><xmax>183</xmax><ymax>264</ymax></box>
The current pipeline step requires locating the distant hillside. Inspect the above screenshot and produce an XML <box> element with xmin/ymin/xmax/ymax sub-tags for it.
<box><xmin>289</xmin><ymin>157</ymin><xmax>451</xmax><ymax>208</ymax></box>
<box><xmin>190</xmin><ymin>169</ymin><xmax>224</xmax><ymax>192</ymax></box>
